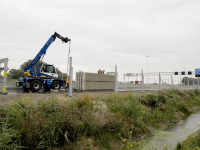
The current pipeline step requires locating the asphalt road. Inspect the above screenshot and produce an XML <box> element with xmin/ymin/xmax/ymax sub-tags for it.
<box><xmin>1</xmin><ymin>81</ymin><xmax>198</xmax><ymax>94</ymax></box>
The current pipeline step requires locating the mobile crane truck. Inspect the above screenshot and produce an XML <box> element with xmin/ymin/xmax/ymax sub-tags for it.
<box><xmin>16</xmin><ymin>32</ymin><xmax>71</xmax><ymax>92</ymax></box>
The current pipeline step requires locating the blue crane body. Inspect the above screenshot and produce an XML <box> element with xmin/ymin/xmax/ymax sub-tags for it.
<box><xmin>16</xmin><ymin>32</ymin><xmax>71</xmax><ymax>91</ymax></box>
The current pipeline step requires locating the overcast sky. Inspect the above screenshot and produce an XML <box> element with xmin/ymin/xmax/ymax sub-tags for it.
<box><xmin>1</xmin><ymin>0</ymin><xmax>200</xmax><ymax>82</ymax></box>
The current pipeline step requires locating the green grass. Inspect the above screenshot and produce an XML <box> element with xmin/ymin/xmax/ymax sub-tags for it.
<box><xmin>1</xmin><ymin>89</ymin><xmax>200</xmax><ymax>149</ymax></box>
<box><xmin>175</xmin><ymin>130</ymin><xmax>200</xmax><ymax>150</ymax></box>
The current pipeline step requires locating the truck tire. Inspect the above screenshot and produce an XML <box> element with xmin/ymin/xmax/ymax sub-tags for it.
<box><xmin>31</xmin><ymin>80</ymin><xmax>42</xmax><ymax>91</ymax></box>
<box><xmin>52</xmin><ymin>81</ymin><xmax>61</xmax><ymax>90</ymax></box>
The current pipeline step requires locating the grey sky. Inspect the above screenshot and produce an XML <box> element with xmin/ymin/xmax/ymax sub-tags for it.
<box><xmin>1</xmin><ymin>0</ymin><xmax>200</xmax><ymax>82</ymax></box>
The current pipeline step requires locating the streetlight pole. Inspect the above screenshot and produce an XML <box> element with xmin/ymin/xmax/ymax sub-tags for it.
<box><xmin>146</xmin><ymin>55</ymin><xmax>149</xmax><ymax>84</ymax></box>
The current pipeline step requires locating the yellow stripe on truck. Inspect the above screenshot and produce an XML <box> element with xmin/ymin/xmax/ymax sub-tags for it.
<box><xmin>4</xmin><ymin>71</ymin><xmax>7</xmax><ymax>77</ymax></box>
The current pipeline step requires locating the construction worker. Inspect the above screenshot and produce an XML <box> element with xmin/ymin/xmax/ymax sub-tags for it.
<box><xmin>43</xmin><ymin>65</ymin><xmax>48</xmax><ymax>72</ymax></box>
<box><xmin>65</xmin><ymin>76</ymin><xmax>69</xmax><ymax>90</ymax></box>
<box><xmin>98</xmin><ymin>69</ymin><xmax>101</xmax><ymax>74</ymax></box>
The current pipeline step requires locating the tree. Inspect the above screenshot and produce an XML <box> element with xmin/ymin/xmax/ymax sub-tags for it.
<box><xmin>56</xmin><ymin>68</ymin><xmax>68</xmax><ymax>79</ymax></box>
<box><xmin>182</xmin><ymin>77</ymin><xmax>200</xmax><ymax>85</ymax></box>
<box><xmin>62</xmin><ymin>73</ymin><xmax>68</xmax><ymax>79</ymax></box>
<box><xmin>56</xmin><ymin>67</ymin><xmax>62</xmax><ymax>79</ymax></box>
<box><xmin>20</xmin><ymin>59</ymin><xmax>47</xmax><ymax>71</ymax></box>
<box><xmin>9</xmin><ymin>69</ymin><xmax>24</xmax><ymax>79</ymax></box>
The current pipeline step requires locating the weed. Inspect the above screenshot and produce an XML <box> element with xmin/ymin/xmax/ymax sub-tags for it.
<box><xmin>1</xmin><ymin>90</ymin><xmax>200</xmax><ymax>149</ymax></box>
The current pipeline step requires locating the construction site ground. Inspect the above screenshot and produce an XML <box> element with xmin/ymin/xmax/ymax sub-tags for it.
<box><xmin>0</xmin><ymin>90</ymin><xmax>156</xmax><ymax>106</ymax></box>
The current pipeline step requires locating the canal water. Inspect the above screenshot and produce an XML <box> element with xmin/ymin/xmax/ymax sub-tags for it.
<box><xmin>142</xmin><ymin>111</ymin><xmax>200</xmax><ymax>149</ymax></box>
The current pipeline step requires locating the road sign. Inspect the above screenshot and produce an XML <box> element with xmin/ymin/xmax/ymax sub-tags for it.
<box><xmin>195</xmin><ymin>68</ymin><xmax>200</xmax><ymax>77</ymax></box>
<box><xmin>126</xmin><ymin>73</ymin><xmax>132</xmax><ymax>76</ymax></box>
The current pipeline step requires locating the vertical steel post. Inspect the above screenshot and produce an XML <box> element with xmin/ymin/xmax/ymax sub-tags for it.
<box><xmin>187</xmin><ymin>78</ymin><xmax>189</xmax><ymax>90</ymax></box>
<box><xmin>142</xmin><ymin>69</ymin><xmax>144</xmax><ymax>93</ymax></box>
<box><xmin>193</xmin><ymin>79</ymin><xmax>195</xmax><ymax>89</ymax></box>
<box><xmin>171</xmin><ymin>75</ymin><xmax>173</xmax><ymax>89</ymax></box>
<box><xmin>0</xmin><ymin>58</ymin><xmax>9</xmax><ymax>95</ymax></box>
<box><xmin>180</xmin><ymin>76</ymin><xmax>182</xmax><ymax>90</ymax></box>
<box><xmin>68</xmin><ymin>57</ymin><xmax>73</xmax><ymax>97</ymax></box>
<box><xmin>115</xmin><ymin>65</ymin><xmax>118</xmax><ymax>94</ymax></box>
<box><xmin>159</xmin><ymin>72</ymin><xmax>161</xmax><ymax>91</ymax></box>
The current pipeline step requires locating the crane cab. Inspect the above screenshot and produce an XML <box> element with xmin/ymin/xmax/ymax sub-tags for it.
<box><xmin>40</xmin><ymin>64</ymin><xmax>58</xmax><ymax>78</ymax></box>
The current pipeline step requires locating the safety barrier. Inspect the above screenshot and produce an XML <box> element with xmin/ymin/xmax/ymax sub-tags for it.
<box><xmin>0</xmin><ymin>58</ymin><xmax>9</xmax><ymax>95</ymax></box>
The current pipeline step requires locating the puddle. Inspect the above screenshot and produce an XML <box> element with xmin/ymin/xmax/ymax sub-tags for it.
<box><xmin>142</xmin><ymin>112</ymin><xmax>200</xmax><ymax>149</ymax></box>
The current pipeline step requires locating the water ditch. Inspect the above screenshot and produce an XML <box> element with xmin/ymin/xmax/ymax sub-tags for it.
<box><xmin>142</xmin><ymin>111</ymin><xmax>200</xmax><ymax>149</ymax></box>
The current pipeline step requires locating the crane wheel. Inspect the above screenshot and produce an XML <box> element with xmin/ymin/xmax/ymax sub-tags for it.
<box><xmin>52</xmin><ymin>81</ymin><xmax>61</xmax><ymax>90</ymax></box>
<box><xmin>31</xmin><ymin>80</ymin><xmax>42</xmax><ymax>91</ymax></box>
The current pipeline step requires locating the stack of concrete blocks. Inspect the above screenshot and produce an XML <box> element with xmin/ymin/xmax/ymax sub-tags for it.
<box><xmin>76</xmin><ymin>72</ymin><xmax>115</xmax><ymax>91</ymax></box>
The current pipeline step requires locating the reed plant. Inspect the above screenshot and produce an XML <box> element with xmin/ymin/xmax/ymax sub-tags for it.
<box><xmin>1</xmin><ymin>89</ymin><xmax>200</xmax><ymax>149</ymax></box>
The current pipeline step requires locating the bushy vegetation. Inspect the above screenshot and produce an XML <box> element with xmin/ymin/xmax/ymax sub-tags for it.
<box><xmin>1</xmin><ymin>89</ymin><xmax>200</xmax><ymax>149</ymax></box>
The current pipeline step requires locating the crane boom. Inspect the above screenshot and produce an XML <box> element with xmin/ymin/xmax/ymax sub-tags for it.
<box><xmin>24</xmin><ymin>32</ymin><xmax>70</xmax><ymax>72</ymax></box>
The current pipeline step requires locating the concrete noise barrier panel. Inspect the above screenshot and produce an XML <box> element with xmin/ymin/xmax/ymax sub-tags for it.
<box><xmin>82</xmin><ymin>82</ymin><xmax>114</xmax><ymax>90</ymax></box>
<box><xmin>76</xmin><ymin>72</ymin><xmax>115</xmax><ymax>91</ymax></box>
<box><xmin>83</xmin><ymin>72</ymin><xmax>115</xmax><ymax>82</ymax></box>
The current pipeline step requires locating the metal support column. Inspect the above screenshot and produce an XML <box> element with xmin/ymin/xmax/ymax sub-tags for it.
<box><xmin>187</xmin><ymin>78</ymin><xmax>189</xmax><ymax>90</ymax></box>
<box><xmin>159</xmin><ymin>72</ymin><xmax>161</xmax><ymax>91</ymax></box>
<box><xmin>68</xmin><ymin>57</ymin><xmax>73</xmax><ymax>97</ymax></box>
<box><xmin>171</xmin><ymin>75</ymin><xmax>173</xmax><ymax>89</ymax></box>
<box><xmin>115</xmin><ymin>65</ymin><xmax>118</xmax><ymax>94</ymax></box>
<box><xmin>0</xmin><ymin>58</ymin><xmax>9</xmax><ymax>95</ymax></box>
<box><xmin>193</xmin><ymin>79</ymin><xmax>195</xmax><ymax>89</ymax></box>
<box><xmin>141</xmin><ymin>69</ymin><xmax>144</xmax><ymax>93</ymax></box>
<box><xmin>180</xmin><ymin>76</ymin><xmax>182</xmax><ymax>90</ymax></box>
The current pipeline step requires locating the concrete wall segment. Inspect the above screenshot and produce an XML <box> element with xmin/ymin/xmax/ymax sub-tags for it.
<box><xmin>83</xmin><ymin>72</ymin><xmax>115</xmax><ymax>82</ymax></box>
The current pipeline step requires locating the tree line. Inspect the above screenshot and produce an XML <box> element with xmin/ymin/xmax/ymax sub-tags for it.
<box><xmin>8</xmin><ymin>60</ymin><xmax>68</xmax><ymax>79</ymax></box>
<box><xmin>182</xmin><ymin>77</ymin><xmax>200</xmax><ymax>85</ymax></box>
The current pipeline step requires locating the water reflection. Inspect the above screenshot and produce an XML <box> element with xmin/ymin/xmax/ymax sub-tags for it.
<box><xmin>143</xmin><ymin>112</ymin><xmax>200</xmax><ymax>149</ymax></box>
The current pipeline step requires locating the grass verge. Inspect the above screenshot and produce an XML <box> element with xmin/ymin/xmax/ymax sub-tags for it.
<box><xmin>1</xmin><ymin>89</ymin><xmax>200</xmax><ymax>149</ymax></box>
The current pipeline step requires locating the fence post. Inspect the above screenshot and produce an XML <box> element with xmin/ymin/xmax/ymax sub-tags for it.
<box><xmin>180</xmin><ymin>76</ymin><xmax>182</xmax><ymax>90</ymax></box>
<box><xmin>68</xmin><ymin>57</ymin><xmax>73</xmax><ymax>97</ymax></box>
<box><xmin>142</xmin><ymin>69</ymin><xmax>144</xmax><ymax>93</ymax></box>
<box><xmin>115</xmin><ymin>65</ymin><xmax>118</xmax><ymax>94</ymax></box>
<box><xmin>159</xmin><ymin>72</ymin><xmax>161</xmax><ymax>91</ymax></box>
<box><xmin>193</xmin><ymin>79</ymin><xmax>195</xmax><ymax>89</ymax></box>
<box><xmin>171</xmin><ymin>75</ymin><xmax>173</xmax><ymax>89</ymax></box>
<box><xmin>187</xmin><ymin>78</ymin><xmax>189</xmax><ymax>90</ymax></box>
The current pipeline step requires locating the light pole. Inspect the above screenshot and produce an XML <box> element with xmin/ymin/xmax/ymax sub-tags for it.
<box><xmin>146</xmin><ymin>55</ymin><xmax>149</xmax><ymax>84</ymax></box>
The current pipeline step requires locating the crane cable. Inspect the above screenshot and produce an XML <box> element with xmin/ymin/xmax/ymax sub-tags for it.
<box><xmin>67</xmin><ymin>41</ymin><xmax>71</xmax><ymax>76</ymax></box>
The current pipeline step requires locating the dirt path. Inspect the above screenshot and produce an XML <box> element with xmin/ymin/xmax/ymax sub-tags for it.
<box><xmin>0</xmin><ymin>90</ymin><xmax>156</xmax><ymax>106</ymax></box>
